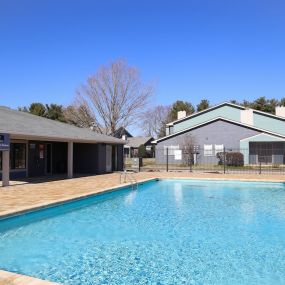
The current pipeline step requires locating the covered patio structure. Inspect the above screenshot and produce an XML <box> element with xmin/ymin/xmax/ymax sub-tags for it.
<box><xmin>0</xmin><ymin>106</ymin><xmax>125</xmax><ymax>186</ymax></box>
<box><xmin>240</xmin><ymin>133</ymin><xmax>285</xmax><ymax>165</ymax></box>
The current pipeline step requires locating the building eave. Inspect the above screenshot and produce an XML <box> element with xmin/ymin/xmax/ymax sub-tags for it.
<box><xmin>6</xmin><ymin>132</ymin><xmax>126</xmax><ymax>145</ymax></box>
<box><xmin>239</xmin><ymin>133</ymin><xmax>285</xmax><ymax>142</ymax></box>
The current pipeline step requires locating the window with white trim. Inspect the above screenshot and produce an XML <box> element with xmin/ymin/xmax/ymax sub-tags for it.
<box><xmin>215</xmin><ymin>144</ymin><xmax>224</xmax><ymax>155</ymax></box>
<box><xmin>204</xmin><ymin>144</ymin><xmax>213</xmax><ymax>156</ymax></box>
<box><xmin>164</xmin><ymin>145</ymin><xmax>179</xmax><ymax>155</ymax></box>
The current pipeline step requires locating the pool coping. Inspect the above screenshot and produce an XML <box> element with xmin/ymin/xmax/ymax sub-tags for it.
<box><xmin>160</xmin><ymin>176</ymin><xmax>285</xmax><ymax>183</ymax></box>
<box><xmin>1</xmin><ymin>175</ymin><xmax>285</xmax><ymax>285</ymax></box>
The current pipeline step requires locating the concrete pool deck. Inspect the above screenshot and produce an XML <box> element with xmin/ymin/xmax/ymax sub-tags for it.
<box><xmin>0</xmin><ymin>172</ymin><xmax>285</xmax><ymax>284</ymax></box>
<box><xmin>0</xmin><ymin>269</ymin><xmax>60</xmax><ymax>285</ymax></box>
<box><xmin>1</xmin><ymin>172</ymin><xmax>285</xmax><ymax>219</ymax></box>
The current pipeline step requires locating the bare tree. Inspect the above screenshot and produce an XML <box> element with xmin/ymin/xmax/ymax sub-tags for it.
<box><xmin>74</xmin><ymin>60</ymin><xmax>153</xmax><ymax>135</ymax></box>
<box><xmin>179</xmin><ymin>133</ymin><xmax>196</xmax><ymax>166</ymax></box>
<box><xmin>64</xmin><ymin>103</ymin><xmax>95</xmax><ymax>129</ymax></box>
<box><xmin>140</xmin><ymin>105</ymin><xmax>170</xmax><ymax>138</ymax></box>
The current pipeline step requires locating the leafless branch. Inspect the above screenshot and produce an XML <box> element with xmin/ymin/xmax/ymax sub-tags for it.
<box><xmin>73</xmin><ymin>59</ymin><xmax>153</xmax><ymax>134</ymax></box>
<box><xmin>139</xmin><ymin>105</ymin><xmax>170</xmax><ymax>138</ymax></box>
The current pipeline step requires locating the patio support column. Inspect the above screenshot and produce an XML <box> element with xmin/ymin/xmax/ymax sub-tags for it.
<box><xmin>2</xmin><ymin>150</ymin><xmax>10</xmax><ymax>187</ymax></box>
<box><xmin>67</xmin><ymin>141</ymin><xmax>73</xmax><ymax>179</ymax></box>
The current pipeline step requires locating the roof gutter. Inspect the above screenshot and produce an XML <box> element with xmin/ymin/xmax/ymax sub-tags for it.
<box><xmin>6</xmin><ymin>133</ymin><xmax>126</xmax><ymax>145</ymax></box>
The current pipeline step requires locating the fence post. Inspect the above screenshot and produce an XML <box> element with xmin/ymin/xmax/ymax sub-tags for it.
<box><xmin>259</xmin><ymin>161</ymin><xmax>262</xmax><ymax>174</ymax></box>
<box><xmin>223</xmin><ymin>147</ymin><xmax>226</xmax><ymax>174</ymax></box>
<box><xmin>189</xmin><ymin>153</ymin><xmax>192</xmax><ymax>172</ymax></box>
<box><xmin>166</xmin><ymin>147</ymin><xmax>169</xmax><ymax>172</ymax></box>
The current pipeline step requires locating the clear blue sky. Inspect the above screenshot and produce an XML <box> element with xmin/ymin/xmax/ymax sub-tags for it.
<box><xmin>1</xmin><ymin>0</ymin><xmax>285</xmax><ymax>110</ymax></box>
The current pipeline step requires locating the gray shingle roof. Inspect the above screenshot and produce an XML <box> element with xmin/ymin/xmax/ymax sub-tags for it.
<box><xmin>0</xmin><ymin>106</ymin><xmax>125</xmax><ymax>144</ymax></box>
<box><xmin>125</xmin><ymin>136</ymin><xmax>153</xmax><ymax>148</ymax></box>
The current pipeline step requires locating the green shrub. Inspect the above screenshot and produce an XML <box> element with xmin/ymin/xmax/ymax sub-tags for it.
<box><xmin>227</xmin><ymin>152</ymin><xmax>244</xmax><ymax>166</ymax></box>
<box><xmin>216</xmin><ymin>152</ymin><xmax>244</xmax><ymax>167</ymax></box>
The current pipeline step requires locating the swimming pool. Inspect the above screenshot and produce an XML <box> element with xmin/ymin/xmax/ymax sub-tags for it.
<box><xmin>1</xmin><ymin>179</ymin><xmax>285</xmax><ymax>284</ymax></box>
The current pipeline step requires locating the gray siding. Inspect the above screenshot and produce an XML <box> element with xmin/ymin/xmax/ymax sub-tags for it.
<box><xmin>156</xmin><ymin>120</ymin><xmax>260</xmax><ymax>164</ymax></box>
<box><xmin>96</xmin><ymin>144</ymin><xmax>107</xmax><ymax>174</ymax></box>
<box><xmin>74</xmin><ymin>143</ymin><xmax>124</xmax><ymax>174</ymax></box>
<box><xmin>117</xmin><ymin>144</ymin><xmax>124</xmax><ymax>171</ymax></box>
<box><xmin>74</xmin><ymin>143</ymin><xmax>98</xmax><ymax>174</ymax></box>
<box><xmin>52</xmin><ymin>142</ymin><xmax>67</xmax><ymax>174</ymax></box>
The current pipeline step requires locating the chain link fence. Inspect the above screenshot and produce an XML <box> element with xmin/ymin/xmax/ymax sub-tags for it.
<box><xmin>125</xmin><ymin>147</ymin><xmax>285</xmax><ymax>174</ymax></box>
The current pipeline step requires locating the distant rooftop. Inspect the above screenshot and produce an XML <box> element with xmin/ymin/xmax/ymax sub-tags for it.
<box><xmin>125</xmin><ymin>136</ymin><xmax>153</xmax><ymax>148</ymax></box>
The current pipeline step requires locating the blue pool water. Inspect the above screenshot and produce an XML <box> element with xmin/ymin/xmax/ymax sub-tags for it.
<box><xmin>1</xmin><ymin>179</ymin><xmax>285</xmax><ymax>284</ymax></box>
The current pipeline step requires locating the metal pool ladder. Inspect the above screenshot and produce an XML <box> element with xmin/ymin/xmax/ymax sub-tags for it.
<box><xmin>120</xmin><ymin>170</ymin><xmax>138</xmax><ymax>190</ymax></box>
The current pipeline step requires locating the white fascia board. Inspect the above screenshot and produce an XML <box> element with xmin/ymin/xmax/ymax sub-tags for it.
<box><xmin>252</xmin><ymin>109</ymin><xmax>285</xmax><ymax>120</ymax></box>
<box><xmin>240</xmin><ymin>132</ymin><xmax>285</xmax><ymax>142</ymax></box>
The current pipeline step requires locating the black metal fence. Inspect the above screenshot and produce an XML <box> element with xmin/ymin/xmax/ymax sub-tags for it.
<box><xmin>125</xmin><ymin>147</ymin><xmax>285</xmax><ymax>174</ymax></box>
